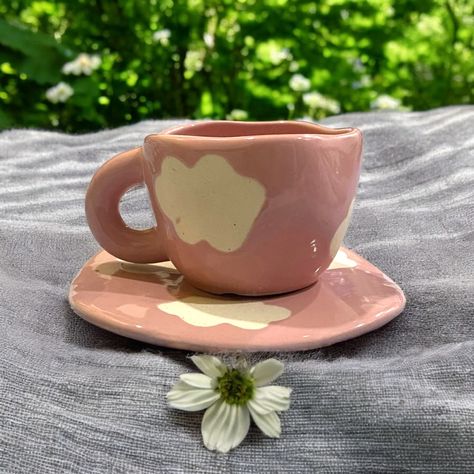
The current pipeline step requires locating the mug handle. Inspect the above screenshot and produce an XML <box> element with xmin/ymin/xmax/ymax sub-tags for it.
<box><xmin>85</xmin><ymin>147</ymin><xmax>167</xmax><ymax>263</ymax></box>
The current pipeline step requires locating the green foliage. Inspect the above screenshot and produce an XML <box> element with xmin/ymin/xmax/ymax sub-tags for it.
<box><xmin>0</xmin><ymin>0</ymin><xmax>472</xmax><ymax>132</ymax></box>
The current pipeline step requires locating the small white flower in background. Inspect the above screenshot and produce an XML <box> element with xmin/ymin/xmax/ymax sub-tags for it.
<box><xmin>350</xmin><ymin>57</ymin><xmax>365</xmax><ymax>74</ymax></box>
<box><xmin>289</xmin><ymin>73</ymin><xmax>311</xmax><ymax>92</ymax></box>
<box><xmin>303</xmin><ymin>91</ymin><xmax>341</xmax><ymax>114</ymax></box>
<box><xmin>323</xmin><ymin>97</ymin><xmax>340</xmax><ymax>114</ymax></box>
<box><xmin>361</xmin><ymin>75</ymin><xmax>372</xmax><ymax>87</ymax></box>
<box><xmin>269</xmin><ymin>47</ymin><xmax>292</xmax><ymax>65</ymax></box>
<box><xmin>371</xmin><ymin>94</ymin><xmax>401</xmax><ymax>110</ymax></box>
<box><xmin>62</xmin><ymin>53</ymin><xmax>101</xmax><ymax>76</ymax></box>
<box><xmin>226</xmin><ymin>109</ymin><xmax>248</xmax><ymax>121</ymax></box>
<box><xmin>303</xmin><ymin>91</ymin><xmax>325</xmax><ymax>109</ymax></box>
<box><xmin>153</xmin><ymin>29</ymin><xmax>171</xmax><ymax>46</ymax></box>
<box><xmin>352</xmin><ymin>75</ymin><xmax>372</xmax><ymax>89</ymax></box>
<box><xmin>340</xmin><ymin>9</ymin><xmax>350</xmax><ymax>20</ymax></box>
<box><xmin>289</xmin><ymin>61</ymin><xmax>299</xmax><ymax>72</ymax></box>
<box><xmin>45</xmin><ymin>82</ymin><xmax>74</xmax><ymax>103</ymax></box>
<box><xmin>184</xmin><ymin>50</ymin><xmax>205</xmax><ymax>72</ymax></box>
<box><xmin>167</xmin><ymin>355</ymin><xmax>292</xmax><ymax>453</ymax></box>
<box><xmin>203</xmin><ymin>33</ymin><xmax>215</xmax><ymax>48</ymax></box>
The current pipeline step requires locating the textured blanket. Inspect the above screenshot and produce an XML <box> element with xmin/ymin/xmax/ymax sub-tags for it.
<box><xmin>0</xmin><ymin>107</ymin><xmax>473</xmax><ymax>473</ymax></box>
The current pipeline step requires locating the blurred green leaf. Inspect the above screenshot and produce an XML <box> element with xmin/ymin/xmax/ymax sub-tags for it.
<box><xmin>0</xmin><ymin>109</ymin><xmax>14</xmax><ymax>128</ymax></box>
<box><xmin>0</xmin><ymin>18</ymin><xmax>67</xmax><ymax>84</ymax></box>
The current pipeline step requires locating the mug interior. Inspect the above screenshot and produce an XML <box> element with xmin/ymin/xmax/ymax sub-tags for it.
<box><xmin>165</xmin><ymin>121</ymin><xmax>353</xmax><ymax>138</ymax></box>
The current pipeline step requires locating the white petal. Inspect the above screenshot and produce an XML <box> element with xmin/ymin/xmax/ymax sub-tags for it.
<box><xmin>248</xmin><ymin>405</ymin><xmax>281</xmax><ymax>438</ymax></box>
<box><xmin>250</xmin><ymin>359</ymin><xmax>284</xmax><ymax>386</ymax></box>
<box><xmin>249</xmin><ymin>386</ymin><xmax>292</xmax><ymax>414</ymax></box>
<box><xmin>202</xmin><ymin>400</ymin><xmax>250</xmax><ymax>453</ymax></box>
<box><xmin>201</xmin><ymin>400</ymin><xmax>228</xmax><ymax>449</ymax></box>
<box><xmin>191</xmin><ymin>355</ymin><xmax>227</xmax><ymax>378</ymax></box>
<box><xmin>180</xmin><ymin>373</ymin><xmax>214</xmax><ymax>388</ymax></box>
<box><xmin>247</xmin><ymin>399</ymin><xmax>269</xmax><ymax>416</ymax></box>
<box><xmin>166</xmin><ymin>381</ymin><xmax>219</xmax><ymax>411</ymax></box>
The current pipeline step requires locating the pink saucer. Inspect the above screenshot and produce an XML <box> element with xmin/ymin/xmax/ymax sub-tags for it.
<box><xmin>69</xmin><ymin>248</ymin><xmax>405</xmax><ymax>352</ymax></box>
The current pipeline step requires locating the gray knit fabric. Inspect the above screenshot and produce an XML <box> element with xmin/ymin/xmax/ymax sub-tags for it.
<box><xmin>0</xmin><ymin>107</ymin><xmax>473</xmax><ymax>473</ymax></box>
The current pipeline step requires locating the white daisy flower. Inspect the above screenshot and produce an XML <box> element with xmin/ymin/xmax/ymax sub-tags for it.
<box><xmin>289</xmin><ymin>73</ymin><xmax>311</xmax><ymax>92</ymax></box>
<box><xmin>62</xmin><ymin>53</ymin><xmax>101</xmax><ymax>76</ymax></box>
<box><xmin>167</xmin><ymin>355</ymin><xmax>292</xmax><ymax>453</ymax></box>
<box><xmin>371</xmin><ymin>94</ymin><xmax>401</xmax><ymax>110</ymax></box>
<box><xmin>153</xmin><ymin>29</ymin><xmax>171</xmax><ymax>46</ymax></box>
<box><xmin>45</xmin><ymin>82</ymin><xmax>74</xmax><ymax>103</ymax></box>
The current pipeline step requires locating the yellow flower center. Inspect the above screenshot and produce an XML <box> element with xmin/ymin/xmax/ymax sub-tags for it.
<box><xmin>216</xmin><ymin>369</ymin><xmax>254</xmax><ymax>405</ymax></box>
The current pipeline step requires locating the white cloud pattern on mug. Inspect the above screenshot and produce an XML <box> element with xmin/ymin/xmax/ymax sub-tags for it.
<box><xmin>155</xmin><ymin>154</ymin><xmax>266</xmax><ymax>252</ymax></box>
<box><xmin>329</xmin><ymin>200</ymin><xmax>355</xmax><ymax>258</ymax></box>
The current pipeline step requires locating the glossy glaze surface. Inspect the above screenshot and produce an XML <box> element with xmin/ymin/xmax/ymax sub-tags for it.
<box><xmin>69</xmin><ymin>247</ymin><xmax>405</xmax><ymax>352</ymax></box>
<box><xmin>86</xmin><ymin>121</ymin><xmax>363</xmax><ymax>295</ymax></box>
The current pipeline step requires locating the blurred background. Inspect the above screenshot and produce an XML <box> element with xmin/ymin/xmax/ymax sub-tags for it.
<box><xmin>0</xmin><ymin>0</ymin><xmax>472</xmax><ymax>132</ymax></box>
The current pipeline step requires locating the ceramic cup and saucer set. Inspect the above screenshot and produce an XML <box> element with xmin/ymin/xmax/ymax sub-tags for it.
<box><xmin>69</xmin><ymin>121</ymin><xmax>405</xmax><ymax>351</ymax></box>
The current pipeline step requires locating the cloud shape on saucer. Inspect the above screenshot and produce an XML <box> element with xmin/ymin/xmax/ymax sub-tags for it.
<box><xmin>155</xmin><ymin>154</ymin><xmax>266</xmax><ymax>252</ymax></box>
<box><xmin>158</xmin><ymin>296</ymin><xmax>291</xmax><ymax>330</ymax></box>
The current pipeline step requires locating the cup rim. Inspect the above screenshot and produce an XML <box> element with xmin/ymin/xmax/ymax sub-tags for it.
<box><xmin>145</xmin><ymin>120</ymin><xmax>360</xmax><ymax>143</ymax></box>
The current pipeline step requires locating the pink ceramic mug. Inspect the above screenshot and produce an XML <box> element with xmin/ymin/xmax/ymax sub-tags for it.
<box><xmin>85</xmin><ymin>121</ymin><xmax>362</xmax><ymax>295</ymax></box>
